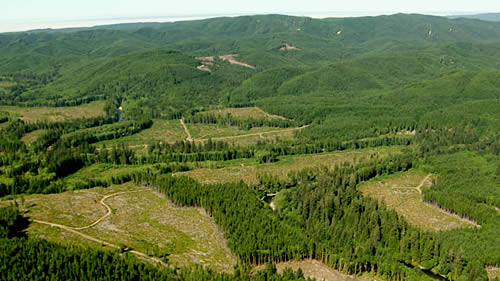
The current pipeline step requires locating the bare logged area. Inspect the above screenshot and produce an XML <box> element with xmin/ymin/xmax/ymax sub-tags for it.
<box><xmin>195</xmin><ymin>56</ymin><xmax>215</xmax><ymax>72</ymax></box>
<box><xmin>487</xmin><ymin>266</ymin><xmax>500</xmax><ymax>280</ymax></box>
<box><xmin>255</xmin><ymin>260</ymin><xmax>360</xmax><ymax>281</ymax></box>
<box><xmin>8</xmin><ymin>183</ymin><xmax>236</xmax><ymax>272</ymax></box>
<box><xmin>219</xmin><ymin>54</ymin><xmax>256</xmax><ymax>69</ymax></box>
<box><xmin>197</xmin><ymin>64</ymin><xmax>213</xmax><ymax>72</ymax></box>
<box><xmin>187</xmin><ymin>123</ymin><xmax>297</xmax><ymax>141</ymax></box>
<box><xmin>178</xmin><ymin>147</ymin><xmax>402</xmax><ymax>185</ymax></box>
<box><xmin>360</xmin><ymin>170</ymin><xmax>479</xmax><ymax>231</ymax></box>
<box><xmin>85</xmin><ymin>186</ymin><xmax>236</xmax><ymax>272</ymax></box>
<box><xmin>202</xmin><ymin>128</ymin><xmax>296</xmax><ymax>146</ymax></box>
<box><xmin>279</xmin><ymin>43</ymin><xmax>300</xmax><ymax>50</ymax></box>
<box><xmin>1</xmin><ymin>190</ymin><xmax>106</xmax><ymax>227</ymax></box>
<box><xmin>20</xmin><ymin>129</ymin><xmax>47</xmax><ymax>144</ymax></box>
<box><xmin>196</xmin><ymin>126</ymin><xmax>305</xmax><ymax>143</ymax></box>
<box><xmin>202</xmin><ymin>107</ymin><xmax>288</xmax><ymax>120</ymax></box>
<box><xmin>97</xmin><ymin>119</ymin><xmax>186</xmax><ymax>149</ymax></box>
<box><xmin>0</xmin><ymin>101</ymin><xmax>105</xmax><ymax>122</ymax></box>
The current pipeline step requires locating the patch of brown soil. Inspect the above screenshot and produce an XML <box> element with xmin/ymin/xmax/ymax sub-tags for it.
<box><xmin>195</xmin><ymin>56</ymin><xmax>214</xmax><ymax>62</ymax></box>
<box><xmin>219</xmin><ymin>54</ymin><xmax>256</xmax><ymax>69</ymax></box>
<box><xmin>279</xmin><ymin>43</ymin><xmax>300</xmax><ymax>50</ymax></box>
<box><xmin>197</xmin><ymin>65</ymin><xmax>212</xmax><ymax>72</ymax></box>
<box><xmin>397</xmin><ymin>130</ymin><xmax>416</xmax><ymax>136</ymax></box>
<box><xmin>195</xmin><ymin>56</ymin><xmax>215</xmax><ymax>72</ymax></box>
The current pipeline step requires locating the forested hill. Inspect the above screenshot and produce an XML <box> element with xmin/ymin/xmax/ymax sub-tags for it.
<box><xmin>1</xmin><ymin>13</ymin><xmax>500</xmax><ymax>135</ymax></box>
<box><xmin>3</xmin><ymin>14</ymin><xmax>500</xmax><ymax>57</ymax></box>
<box><xmin>1</xmin><ymin>13</ymin><xmax>500</xmax><ymax>281</ymax></box>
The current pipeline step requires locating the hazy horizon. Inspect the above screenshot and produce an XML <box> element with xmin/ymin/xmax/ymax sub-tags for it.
<box><xmin>2</xmin><ymin>0</ymin><xmax>500</xmax><ymax>33</ymax></box>
<box><xmin>2</xmin><ymin>11</ymin><xmax>499</xmax><ymax>33</ymax></box>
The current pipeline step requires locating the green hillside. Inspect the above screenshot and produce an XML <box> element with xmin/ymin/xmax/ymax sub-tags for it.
<box><xmin>1</xmin><ymin>13</ymin><xmax>499</xmax><ymax>281</ymax></box>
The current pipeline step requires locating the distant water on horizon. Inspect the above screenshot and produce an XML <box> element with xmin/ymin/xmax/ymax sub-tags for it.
<box><xmin>0</xmin><ymin>11</ymin><xmax>475</xmax><ymax>33</ymax></box>
<box><xmin>1</xmin><ymin>14</ymin><xmax>226</xmax><ymax>33</ymax></box>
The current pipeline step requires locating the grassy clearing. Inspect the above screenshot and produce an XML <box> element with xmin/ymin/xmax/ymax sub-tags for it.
<box><xmin>97</xmin><ymin>119</ymin><xmax>185</xmax><ymax>149</ymax></box>
<box><xmin>359</xmin><ymin>170</ymin><xmax>478</xmax><ymax>231</ymax></box>
<box><xmin>28</xmin><ymin>223</ymin><xmax>105</xmax><ymax>249</ymax></box>
<box><xmin>20</xmin><ymin>129</ymin><xmax>46</xmax><ymax>144</ymax></box>
<box><xmin>487</xmin><ymin>266</ymin><xmax>500</xmax><ymax>280</ymax></box>
<box><xmin>255</xmin><ymin>260</ymin><xmax>360</xmax><ymax>281</ymax></box>
<box><xmin>0</xmin><ymin>101</ymin><xmax>105</xmax><ymax>122</ymax></box>
<box><xmin>178</xmin><ymin>147</ymin><xmax>403</xmax><ymax>185</ymax></box>
<box><xmin>0</xmin><ymin>81</ymin><xmax>15</xmax><ymax>89</ymax></box>
<box><xmin>203</xmin><ymin>128</ymin><xmax>296</xmax><ymax>146</ymax></box>
<box><xmin>202</xmin><ymin>107</ymin><xmax>287</xmax><ymax>120</ymax></box>
<box><xmin>187</xmin><ymin>123</ymin><xmax>284</xmax><ymax>140</ymax></box>
<box><xmin>84</xmin><ymin>185</ymin><xmax>236</xmax><ymax>272</ymax></box>
<box><xmin>4</xmin><ymin>183</ymin><xmax>236</xmax><ymax>272</ymax></box>
<box><xmin>0</xmin><ymin>190</ymin><xmax>105</xmax><ymax>228</ymax></box>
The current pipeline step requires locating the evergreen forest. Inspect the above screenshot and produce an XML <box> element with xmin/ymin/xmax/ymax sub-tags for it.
<box><xmin>0</xmin><ymin>13</ymin><xmax>498</xmax><ymax>281</ymax></box>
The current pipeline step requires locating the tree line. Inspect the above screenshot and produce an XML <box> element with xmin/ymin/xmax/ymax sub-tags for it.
<box><xmin>0</xmin><ymin>206</ymin><xmax>313</xmax><ymax>281</ymax></box>
<box><xmin>135</xmin><ymin>150</ymin><xmax>489</xmax><ymax>280</ymax></box>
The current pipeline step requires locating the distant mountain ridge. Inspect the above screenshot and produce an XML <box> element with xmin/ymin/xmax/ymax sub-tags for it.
<box><xmin>1</xmin><ymin>12</ymin><xmax>500</xmax><ymax>124</ymax></box>
<box><xmin>3</xmin><ymin>13</ymin><xmax>500</xmax><ymax>58</ymax></box>
<box><xmin>449</xmin><ymin>13</ymin><xmax>500</xmax><ymax>22</ymax></box>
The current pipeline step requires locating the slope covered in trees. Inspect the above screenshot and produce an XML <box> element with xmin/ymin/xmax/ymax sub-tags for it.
<box><xmin>0</xmin><ymin>13</ymin><xmax>499</xmax><ymax>281</ymax></box>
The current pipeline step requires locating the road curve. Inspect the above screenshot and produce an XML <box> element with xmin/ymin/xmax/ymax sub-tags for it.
<box><xmin>73</xmin><ymin>190</ymin><xmax>146</xmax><ymax>230</ymax></box>
<box><xmin>416</xmin><ymin>173</ymin><xmax>432</xmax><ymax>194</ymax></box>
<box><xmin>31</xmin><ymin>189</ymin><xmax>168</xmax><ymax>267</ymax></box>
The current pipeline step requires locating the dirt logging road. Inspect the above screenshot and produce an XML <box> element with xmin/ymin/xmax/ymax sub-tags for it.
<box><xmin>74</xmin><ymin>190</ymin><xmax>146</xmax><ymax>230</ymax></box>
<box><xmin>416</xmin><ymin>173</ymin><xmax>432</xmax><ymax>194</ymax></box>
<box><xmin>180</xmin><ymin>119</ymin><xmax>193</xmax><ymax>142</ymax></box>
<box><xmin>31</xmin><ymin>190</ymin><xmax>168</xmax><ymax>267</ymax></box>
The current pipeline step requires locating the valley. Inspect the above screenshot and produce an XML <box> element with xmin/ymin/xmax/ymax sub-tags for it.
<box><xmin>0</xmin><ymin>12</ymin><xmax>499</xmax><ymax>281</ymax></box>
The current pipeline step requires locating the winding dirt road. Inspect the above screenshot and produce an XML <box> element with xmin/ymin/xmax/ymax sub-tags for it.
<box><xmin>33</xmin><ymin>219</ymin><xmax>121</xmax><ymax>248</ymax></box>
<box><xmin>73</xmin><ymin>190</ymin><xmax>146</xmax><ymax>230</ymax></box>
<box><xmin>180</xmin><ymin>119</ymin><xmax>193</xmax><ymax>142</ymax></box>
<box><xmin>31</xmin><ymin>190</ymin><xmax>167</xmax><ymax>266</ymax></box>
<box><xmin>414</xmin><ymin>173</ymin><xmax>480</xmax><ymax>227</ymax></box>
<box><xmin>416</xmin><ymin>173</ymin><xmax>432</xmax><ymax>194</ymax></box>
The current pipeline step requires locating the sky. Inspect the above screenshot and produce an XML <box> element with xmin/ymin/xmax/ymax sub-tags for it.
<box><xmin>1</xmin><ymin>0</ymin><xmax>499</xmax><ymax>32</ymax></box>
